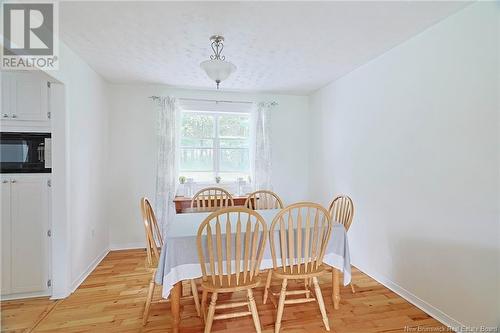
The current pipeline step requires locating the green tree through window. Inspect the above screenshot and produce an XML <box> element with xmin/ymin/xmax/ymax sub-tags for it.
<box><xmin>180</xmin><ymin>111</ymin><xmax>250</xmax><ymax>182</ymax></box>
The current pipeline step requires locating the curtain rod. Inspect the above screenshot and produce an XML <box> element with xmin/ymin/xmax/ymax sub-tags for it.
<box><xmin>149</xmin><ymin>96</ymin><xmax>254</xmax><ymax>105</ymax></box>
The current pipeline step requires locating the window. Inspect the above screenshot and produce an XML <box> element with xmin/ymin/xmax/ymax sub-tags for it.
<box><xmin>179</xmin><ymin>110</ymin><xmax>251</xmax><ymax>182</ymax></box>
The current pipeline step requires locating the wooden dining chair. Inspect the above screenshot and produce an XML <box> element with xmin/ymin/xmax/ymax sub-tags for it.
<box><xmin>191</xmin><ymin>187</ymin><xmax>234</xmax><ymax>212</ymax></box>
<box><xmin>245</xmin><ymin>190</ymin><xmax>283</xmax><ymax>303</ymax></box>
<box><xmin>244</xmin><ymin>190</ymin><xmax>284</xmax><ymax>210</ymax></box>
<box><xmin>196</xmin><ymin>207</ymin><xmax>268</xmax><ymax>333</ymax></box>
<box><xmin>140</xmin><ymin>197</ymin><xmax>201</xmax><ymax>326</ymax></box>
<box><xmin>265</xmin><ymin>202</ymin><xmax>333</xmax><ymax>333</ymax></box>
<box><xmin>328</xmin><ymin>195</ymin><xmax>354</xmax><ymax>232</ymax></box>
<box><xmin>328</xmin><ymin>195</ymin><xmax>356</xmax><ymax>293</ymax></box>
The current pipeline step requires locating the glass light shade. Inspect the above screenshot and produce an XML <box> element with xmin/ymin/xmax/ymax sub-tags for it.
<box><xmin>200</xmin><ymin>59</ymin><xmax>237</xmax><ymax>84</ymax></box>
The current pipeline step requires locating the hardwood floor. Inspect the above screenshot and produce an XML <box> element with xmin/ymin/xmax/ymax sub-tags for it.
<box><xmin>1</xmin><ymin>250</ymin><xmax>446</xmax><ymax>332</ymax></box>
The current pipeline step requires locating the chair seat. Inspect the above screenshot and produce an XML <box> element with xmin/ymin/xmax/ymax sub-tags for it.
<box><xmin>272</xmin><ymin>264</ymin><xmax>327</xmax><ymax>279</ymax></box>
<box><xmin>201</xmin><ymin>274</ymin><xmax>261</xmax><ymax>292</ymax></box>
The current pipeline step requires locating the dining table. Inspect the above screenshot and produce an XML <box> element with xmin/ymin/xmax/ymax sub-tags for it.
<box><xmin>155</xmin><ymin>209</ymin><xmax>351</xmax><ymax>333</ymax></box>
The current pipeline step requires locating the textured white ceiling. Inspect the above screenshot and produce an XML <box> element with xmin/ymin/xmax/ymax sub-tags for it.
<box><xmin>59</xmin><ymin>1</ymin><xmax>470</xmax><ymax>94</ymax></box>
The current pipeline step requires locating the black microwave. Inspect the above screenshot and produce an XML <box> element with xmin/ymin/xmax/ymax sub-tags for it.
<box><xmin>0</xmin><ymin>132</ymin><xmax>52</xmax><ymax>173</ymax></box>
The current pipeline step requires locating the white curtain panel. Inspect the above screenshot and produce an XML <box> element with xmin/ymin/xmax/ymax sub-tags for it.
<box><xmin>154</xmin><ymin>96</ymin><xmax>179</xmax><ymax>235</ymax></box>
<box><xmin>253</xmin><ymin>102</ymin><xmax>276</xmax><ymax>190</ymax></box>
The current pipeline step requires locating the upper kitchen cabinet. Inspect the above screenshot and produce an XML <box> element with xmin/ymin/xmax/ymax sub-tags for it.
<box><xmin>1</xmin><ymin>71</ymin><xmax>51</xmax><ymax>132</ymax></box>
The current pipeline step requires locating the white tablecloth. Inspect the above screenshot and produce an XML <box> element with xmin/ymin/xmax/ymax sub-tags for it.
<box><xmin>155</xmin><ymin>209</ymin><xmax>351</xmax><ymax>299</ymax></box>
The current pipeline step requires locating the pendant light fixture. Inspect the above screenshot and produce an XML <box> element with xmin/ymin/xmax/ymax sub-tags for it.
<box><xmin>200</xmin><ymin>35</ymin><xmax>236</xmax><ymax>89</ymax></box>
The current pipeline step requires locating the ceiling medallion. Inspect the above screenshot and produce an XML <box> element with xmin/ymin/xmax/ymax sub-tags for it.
<box><xmin>200</xmin><ymin>35</ymin><xmax>237</xmax><ymax>89</ymax></box>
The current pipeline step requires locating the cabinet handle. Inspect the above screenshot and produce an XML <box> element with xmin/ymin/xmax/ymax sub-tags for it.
<box><xmin>10</xmin><ymin>180</ymin><xmax>16</xmax><ymax>183</ymax></box>
<box><xmin>11</xmin><ymin>114</ymin><xmax>17</xmax><ymax>118</ymax></box>
<box><xmin>2</xmin><ymin>114</ymin><xmax>8</xmax><ymax>118</ymax></box>
<box><xmin>2</xmin><ymin>180</ymin><xmax>8</xmax><ymax>184</ymax></box>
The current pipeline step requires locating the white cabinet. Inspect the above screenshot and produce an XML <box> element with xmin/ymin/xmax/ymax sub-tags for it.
<box><xmin>0</xmin><ymin>174</ymin><xmax>51</xmax><ymax>297</ymax></box>
<box><xmin>1</xmin><ymin>72</ymin><xmax>50</xmax><ymax>131</ymax></box>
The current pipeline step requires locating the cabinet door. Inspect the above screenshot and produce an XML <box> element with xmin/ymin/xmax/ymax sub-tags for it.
<box><xmin>1</xmin><ymin>178</ymin><xmax>12</xmax><ymax>295</ymax></box>
<box><xmin>10</xmin><ymin>176</ymin><xmax>50</xmax><ymax>294</ymax></box>
<box><xmin>11</xmin><ymin>72</ymin><xmax>48</xmax><ymax>121</ymax></box>
<box><xmin>1</xmin><ymin>72</ymin><xmax>12</xmax><ymax>119</ymax></box>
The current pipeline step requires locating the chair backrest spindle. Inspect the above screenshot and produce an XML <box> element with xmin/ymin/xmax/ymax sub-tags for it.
<box><xmin>140</xmin><ymin>197</ymin><xmax>164</xmax><ymax>268</ymax></box>
<box><xmin>269</xmin><ymin>202</ymin><xmax>332</xmax><ymax>275</ymax></box>
<box><xmin>245</xmin><ymin>190</ymin><xmax>284</xmax><ymax>210</ymax></box>
<box><xmin>191</xmin><ymin>187</ymin><xmax>234</xmax><ymax>212</ymax></box>
<box><xmin>197</xmin><ymin>207</ymin><xmax>267</xmax><ymax>287</ymax></box>
<box><xmin>328</xmin><ymin>195</ymin><xmax>354</xmax><ymax>231</ymax></box>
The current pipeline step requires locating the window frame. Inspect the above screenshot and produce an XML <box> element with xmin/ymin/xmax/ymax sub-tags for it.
<box><xmin>179</xmin><ymin>109</ymin><xmax>251</xmax><ymax>182</ymax></box>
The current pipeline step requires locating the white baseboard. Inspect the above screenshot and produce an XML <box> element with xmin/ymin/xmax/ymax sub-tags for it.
<box><xmin>109</xmin><ymin>242</ymin><xmax>145</xmax><ymax>251</ymax></box>
<box><xmin>1</xmin><ymin>290</ymin><xmax>52</xmax><ymax>301</ymax></box>
<box><xmin>353</xmin><ymin>261</ymin><xmax>465</xmax><ymax>330</ymax></box>
<box><xmin>70</xmin><ymin>247</ymin><xmax>109</xmax><ymax>293</ymax></box>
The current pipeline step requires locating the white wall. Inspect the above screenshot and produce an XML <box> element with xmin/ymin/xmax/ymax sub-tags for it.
<box><xmin>106</xmin><ymin>85</ymin><xmax>310</xmax><ymax>248</ymax></box>
<box><xmin>309</xmin><ymin>2</ymin><xmax>499</xmax><ymax>328</ymax></box>
<box><xmin>46</xmin><ymin>42</ymin><xmax>110</xmax><ymax>295</ymax></box>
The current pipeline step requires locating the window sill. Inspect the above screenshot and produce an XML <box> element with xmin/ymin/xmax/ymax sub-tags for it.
<box><xmin>184</xmin><ymin>181</ymin><xmax>244</xmax><ymax>186</ymax></box>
